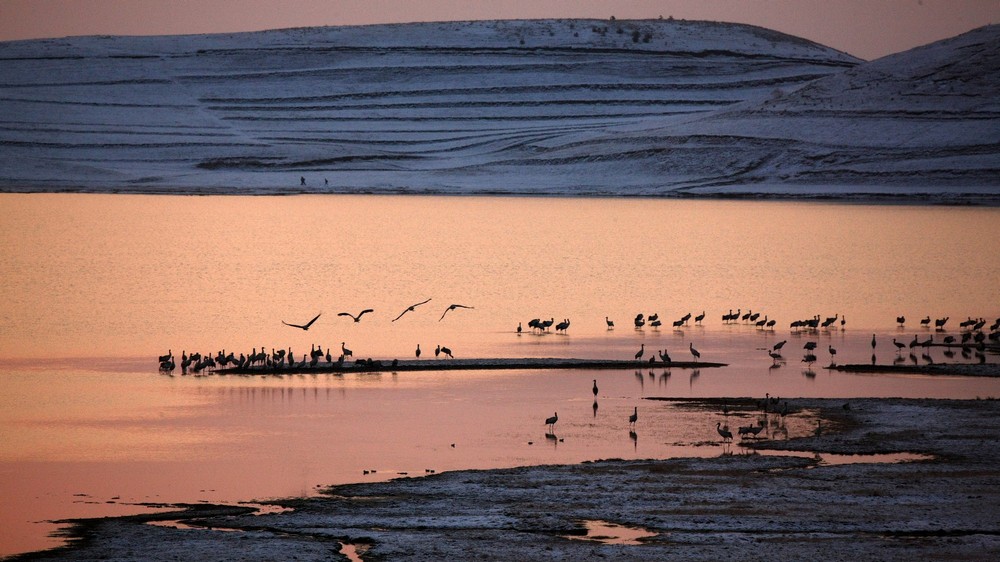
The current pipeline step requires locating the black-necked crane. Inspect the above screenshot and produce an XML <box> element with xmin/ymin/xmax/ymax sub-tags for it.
<box><xmin>773</xmin><ymin>340</ymin><xmax>787</xmax><ymax>351</ymax></box>
<box><xmin>909</xmin><ymin>334</ymin><xmax>919</xmax><ymax>349</ymax></box>
<box><xmin>634</xmin><ymin>344</ymin><xmax>645</xmax><ymax>361</ymax></box>
<box><xmin>768</xmin><ymin>350</ymin><xmax>782</xmax><ymax>364</ymax></box>
<box><xmin>920</xmin><ymin>315</ymin><xmax>931</xmax><ymax>327</ymax></box>
<box><xmin>829</xmin><ymin>345</ymin><xmax>837</xmax><ymax>363</ymax></box>
<box><xmin>392</xmin><ymin>298</ymin><xmax>432</xmax><ymax>322</ymax></box>
<box><xmin>545</xmin><ymin>412</ymin><xmax>558</xmax><ymax>432</ymax></box>
<box><xmin>634</xmin><ymin>314</ymin><xmax>645</xmax><ymax>329</ymax></box>
<box><xmin>434</xmin><ymin>344</ymin><xmax>441</xmax><ymax>357</ymax></box>
<box><xmin>415</xmin><ymin>344</ymin><xmax>421</xmax><ymax>359</ymax></box>
<box><xmin>897</xmin><ymin>315</ymin><xmax>906</xmax><ymax>327</ymax></box>
<box><xmin>282</xmin><ymin>313</ymin><xmax>321</xmax><ymax>330</ymax></box>
<box><xmin>695</xmin><ymin>311</ymin><xmax>706</xmax><ymax>325</ymax></box>
<box><xmin>158</xmin><ymin>349</ymin><xmax>173</xmax><ymax>363</ymax></box>
<box><xmin>440</xmin><ymin>346</ymin><xmax>454</xmax><ymax>358</ymax></box>
<box><xmin>592</xmin><ymin>379</ymin><xmax>598</xmax><ymax>398</ymax></box>
<box><xmin>871</xmin><ymin>334</ymin><xmax>877</xmax><ymax>350</ymax></box>
<box><xmin>341</xmin><ymin>342</ymin><xmax>353</xmax><ymax>358</ymax></box>
<box><xmin>440</xmin><ymin>304</ymin><xmax>475</xmax><ymax>321</ymax></box>
<box><xmin>689</xmin><ymin>342</ymin><xmax>700</xmax><ymax>361</ymax></box>
<box><xmin>517</xmin><ymin>322</ymin><xmax>522</xmax><ymax>334</ymax></box>
<box><xmin>893</xmin><ymin>338</ymin><xmax>906</xmax><ymax>353</ymax></box>
<box><xmin>605</xmin><ymin>317</ymin><xmax>614</xmax><ymax>329</ymax></box>
<box><xmin>716</xmin><ymin>422</ymin><xmax>732</xmax><ymax>443</ymax></box>
<box><xmin>803</xmin><ymin>341</ymin><xmax>817</xmax><ymax>351</ymax></box>
<box><xmin>628</xmin><ymin>407</ymin><xmax>638</xmax><ymax>429</ymax></box>
<box><xmin>338</xmin><ymin>309</ymin><xmax>374</xmax><ymax>323</ymax></box>
<box><xmin>935</xmin><ymin>317</ymin><xmax>949</xmax><ymax>330</ymax></box>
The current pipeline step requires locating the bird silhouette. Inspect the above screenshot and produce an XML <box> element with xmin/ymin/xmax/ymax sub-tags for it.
<box><xmin>440</xmin><ymin>345</ymin><xmax>454</xmax><ymax>358</ymax></box>
<box><xmin>341</xmin><ymin>342</ymin><xmax>353</xmax><ymax>357</ymax></box>
<box><xmin>338</xmin><ymin>309</ymin><xmax>374</xmax><ymax>322</ymax></box>
<box><xmin>392</xmin><ymin>298</ymin><xmax>432</xmax><ymax>322</ymax></box>
<box><xmin>545</xmin><ymin>412</ymin><xmax>558</xmax><ymax>432</ymax></box>
<box><xmin>897</xmin><ymin>315</ymin><xmax>906</xmax><ymax>326</ymax></box>
<box><xmin>592</xmin><ymin>379</ymin><xmax>599</xmax><ymax>398</ymax></box>
<box><xmin>282</xmin><ymin>312</ymin><xmax>322</xmax><ymax>330</ymax></box>
<box><xmin>716</xmin><ymin>422</ymin><xmax>732</xmax><ymax>443</ymax></box>
<box><xmin>439</xmin><ymin>304</ymin><xmax>474</xmax><ymax>321</ymax></box>
<box><xmin>689</xmin><ymin>342</ymin><xmax>700</xmax><ymax>361</ymax></box>
<box><xmin>871</xmin><ymin>334</ymin><xmax>877</xmax><ymax>349</ymax></box>
<box><xmin>634</xmin><ymin>344</ymin><xmax>645</xmax><ymax>361</ymax></box>
<box><xmin>415</xmin><ymin>344</ymin><xmax>421</xmax><ymax>359</ymax></box>
<box><xmin>628</xmin><ymin>406</ymin><xmax>638</xmax><ymax>428</ymax></box>
<box><xmin>773</xmin><ymin>340</ymin><xmax>787</xmax><ymax>351</ymax></box>
<box><xmin>606</xmin><ymin>316</ymin><xmax>614</xmax><ymax>329</ymax></box>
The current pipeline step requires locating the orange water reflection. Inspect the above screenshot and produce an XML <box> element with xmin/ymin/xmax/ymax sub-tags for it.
<box><xmin>1</xmin><ymin>193</ymin><xmax>999</xmax><ymax>556</ymax></box>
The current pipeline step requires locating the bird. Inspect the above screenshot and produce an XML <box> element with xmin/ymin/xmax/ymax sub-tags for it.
<box><xmin>341</xmin><ymin>342</ymin><xmax>353</xmax><ymax>357</ymax></box>
<box><xmin>545</xmin><ymin>412</ymin><xmax>558</xmax><ymax>432</ymax></box>
<box><xmin>897</xmin><ymin>315</ymin><xmax>906</xmax><ymax>326</ymax></box>
<box><xmin>871</xmin><ymin>334</ymin><xmax>877</xmax><ymax>350</ymax></box>
<box><xmin>592</xmin><ymin>379</ymin><xmax>598</xmax><ymax>398</ymax></box>
<box><xmin>773</xmin><ymin>340</ymin><xmax>787</xmax><ymax>351</ymax></box>
<box><xmin>768</xmin><ymin>350</ymin><xmax>782</xmax><ymax>364</ymax></box>
<box><xmin>689</xmin><ymin>342</ymin><xmax>700</xmax><ymax>361</ymax></box>
<box><xmin>440</xmin><ymin>346</ymin><xmax>454</xmax><ymax>358</ymax></box>
<box><xmin>628</xmin><ymin>406</ymin><xmax>638</xmax><ymax>428</ymax></box>
<box><xmin>694</xmin><ymin>311</ymin><xmax>706</xmax><ymax>325</ymax></box>
<box><xmin>282</xmin><ymin>312</ymin><xmax>321</xmax><ymax>330</ymax></box>
<box><xmin>415</xmin><ymin>344</ymin><xmax>421</xmax><ymax>359</ymax></box>
<box><xmin>517</xmin><ymin>322</ymin><xmax>522</xmax><ymax>334</ymax></box>
<box><xmin>716</xmin><ymin>422</ymin><xmax>732</xmax><ymax>443</ymax></box>
<box><xmin>605</xmin><ymin>317</ymin><xmax>614</xmax><ymax>329</ymax></box>
<box><xmin>920</xmin><ymin>316</ymin><xmax>931</xmax><ymax>327</ymax></box>
<box><xmin>803</xmin><ymin>341</ymin><xmax>817</xmax><ymax>351</ymax></box>
<box><xmin>892</xmin><ymin>338</ymin><xmax>906</xmax><ymax>352</ymax></box>
<box><xmin>634</xmin><ymin>344</ymin><xmax>645</xmax><ymax>361</ymax></box>
<box><xmin>829</xmin><ymin>345</ymin><xmax>837</xmax><ymax>361</ymax></box>
<box><xmin>392</xmin><ymin>298</ymin><xmax>432</xmax><ymax>322</ymax></box>
<box><xmin>434</xmin><ymin>345</ymin><xmax>441</xmax><ymax>358</ymax></box>
<box><xmin>658</xmin><ymin>349</ymin><xmax>672</xmax><ymax>363</ymax></box>
<box><xmin>440</xmin><ymin>304</ymin><xmax>474</xmax><ymax>321</ymax></box>
<box><xmin>338</xmin><ymin>309</ymin><xmax>373</xmax><ymax>322</ymax></box>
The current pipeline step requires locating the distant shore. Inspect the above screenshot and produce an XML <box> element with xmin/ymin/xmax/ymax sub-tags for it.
<box><xmin>14</xmin><ymin>397</ymin><xmax>1000</xmax><ymax>561</ymax></box>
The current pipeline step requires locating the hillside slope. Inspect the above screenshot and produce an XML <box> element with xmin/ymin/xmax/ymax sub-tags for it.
<box><xmin>0</xmin><ymin>19</ymin><xmax>995</xmax><ymax>197</ymax></box>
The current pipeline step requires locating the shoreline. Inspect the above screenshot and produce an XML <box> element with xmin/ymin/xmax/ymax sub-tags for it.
<box><xmin>2</xmin><ymin>188</ymin><xmax>1000</xmax><ymax>207</ymax></box>
<box><xmin>12</xmin><ymin>397</ymin><xmax>1000</xmax><ymax>561</ymax></box>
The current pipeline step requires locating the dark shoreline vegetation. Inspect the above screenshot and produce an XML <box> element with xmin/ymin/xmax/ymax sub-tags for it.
<box><xmin>12</xmin><ymin>397</ymin><xmax>1000</xmax><ymax>561</ymax></box>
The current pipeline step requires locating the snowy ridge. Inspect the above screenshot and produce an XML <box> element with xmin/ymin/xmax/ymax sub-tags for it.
<box><xmin>0</xmin><ymin>19</ymin><xmax>996</xmax><ymax>198</ymax></box>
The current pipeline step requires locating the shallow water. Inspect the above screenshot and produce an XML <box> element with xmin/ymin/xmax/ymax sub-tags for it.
<box><xmin>1</xmin><ymin>193</ymin><xmax>998</xmax><ymax>556</ymax></box>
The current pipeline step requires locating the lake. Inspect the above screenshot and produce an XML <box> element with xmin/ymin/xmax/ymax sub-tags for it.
<box><xmin>1</xmin><ymin>193</ymin><xmax>999</xmax><ymax>556</ymax></box>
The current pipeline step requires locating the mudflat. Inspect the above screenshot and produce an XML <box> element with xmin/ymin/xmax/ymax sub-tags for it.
<box><xmin>15</xmin><ymin>398</ymin><xmax>1000</xmax><ymax>561</ymax></box>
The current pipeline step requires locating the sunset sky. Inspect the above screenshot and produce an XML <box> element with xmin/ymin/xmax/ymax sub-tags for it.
<box><xmin>0</xmin><ymin>0</ymin><xmax>997</xmax><ymax>60</ymax></box>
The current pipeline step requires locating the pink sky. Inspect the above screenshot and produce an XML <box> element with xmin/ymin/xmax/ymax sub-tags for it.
<box><xmin>0</xmin><ymin>0</ymin><xmax>997</xmax><ymax>60</ymax></box>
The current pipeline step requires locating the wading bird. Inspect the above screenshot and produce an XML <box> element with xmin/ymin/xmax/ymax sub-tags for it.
<box><xmin>593</xmin><ymin>379</ymin><xmax>598</xmax><ymax>398</ymax></box>
<box><xmin>897</xmin><ymin>315</ymin><xmax>906</xmax><ymax>326</ymax></box>
<box><xmin>545</xmin><ymin>412</ymin><xmax>558</xmax><ymax>432</ymax></box>
<box><xmin>415</xmin><ymin>344</ymin><xmax>421</xmax><ymax>359</ymax></box>
<box><xmin>392</xmin><ymin>298</ymin><xmax>432</xmax><ymax>322</ymax></box>
<box><xmin>628</xmin><ymin>406</ymin><xmax>638</xmax><ymax>429</ymax></box>
<box><xmin>282</xmin><ymin>312</ymin><xmax>321</xmax><ymax>331</ymax></box>
<box><xmin>634</xmin><ymin>344</ymin><xmax>645</xmax><ymax>361</ymax></box>
<box><xmin>341</xmin><ymin>342</ymin><xmax>353</xmax><ymax>358</ymax></box>
<box><xmin>338</xmin><ymin>309</ymin><xmax>374</xmax><ymax>322</ymax></box>
<box><xmin>689</xmin><ymin>342</ymin><xmax>700</xmax><ymax>361</ymax></box>
<box><xmin>440</xmin><ymin>304</ymin><xmax>474</xmax><ymax>321</ymax></box>
<box><xmin>716</xmin><ymin>422</ymin><xmax>732</xmax><ymax>443</ymax></box>
<box><xmin>605</xmin><ymin>317</ymin><xmax>614</xmax><ymax>329</ymax></box>
<box><xmin>440</xmin><ymin>346</ymin><xmax>454</xmax><ymax>358</ymax></box>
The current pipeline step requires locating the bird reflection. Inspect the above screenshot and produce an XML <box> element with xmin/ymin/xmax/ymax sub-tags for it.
<box><xmin>592</xmin><ymin>400</ymin><xmax>598</xmax><ymax>417</ymax></box>
<box><xmin>629</xmin><ymin>430</ymin><xmax>637</xmax><ymax>450</ymax></box>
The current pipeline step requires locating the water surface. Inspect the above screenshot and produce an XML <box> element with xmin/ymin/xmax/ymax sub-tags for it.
<box><xmin>1</xmin><ymin>193</ymin><xmax>998</xmax><ymax>556</ymax></box>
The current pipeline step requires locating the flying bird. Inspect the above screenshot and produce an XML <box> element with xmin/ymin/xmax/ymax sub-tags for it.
<box><xmin>439</xmin><ymin>303</ymin><xmax>474</xmax><ymax>321</ymax></box>
<box><xmin>338</xmin><ymin>309</ymin><xmax>374</xmax><ymax>322</ymax></box>
<box><xmin>392</xmin><ymin>298</ymin><xmax>432</xmax><ymax>322</ymax></box>
<box><xmin>282</xmin><ymin>312</ymin><xmax>321</xmax><ymax>330</ymax></box>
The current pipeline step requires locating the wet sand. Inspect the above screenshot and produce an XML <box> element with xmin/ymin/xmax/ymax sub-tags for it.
<box><xmin>14</xmin><ymin>397</ymin><xmax>1000</xmax><ymax>561</ymax></box>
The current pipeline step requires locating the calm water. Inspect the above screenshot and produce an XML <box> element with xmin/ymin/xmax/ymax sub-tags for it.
<box><xmin>1</xmin><ymin>193</ymin><xmax>999</xmax><ymax>556</ymax></box>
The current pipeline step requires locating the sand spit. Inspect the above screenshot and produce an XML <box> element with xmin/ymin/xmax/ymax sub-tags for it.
<box><xmin>14</xmin><ymin>398</ymin><xmax>1000</xmax><ymax>561</ymax></box>
<box><xmin>213</xmin><ymin>357</ymin><xmax>726</xmax><ymax>375</ymax></box>
<box><xmin>830</xmin><ymin>363</ymin><xmax>1000</xmax><ymax>377</ymax></box>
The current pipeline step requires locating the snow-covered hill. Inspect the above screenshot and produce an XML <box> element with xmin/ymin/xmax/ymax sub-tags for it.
<box><xmin>0</xmin><ymin>19</ymin><xmax>996</xmax><ymax>198</ymax></box>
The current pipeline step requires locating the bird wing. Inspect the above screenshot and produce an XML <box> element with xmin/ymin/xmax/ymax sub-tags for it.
<box><xmin>412</xmin><ymin>298</ymin><xmax>432</xmax><ymax>308</ymax></box>
<box><xmin>282</xmin><ymin>320</ymin><xmax>305</xmax><ymax>329</ymax></box>
<box><xmin>302</xmin><ymin>313</ymin><xmax>322</xmax><ymax>328</ymax></box>
<box><xmin>439</xmin><ymin>308</ymin><xmax>451</xmax><ymax>321</ymax></box>
<box><xmin>337</xmin><ymin>312</ymin><xmax>354</xmax><ymax>319</ymax></box>
<box><xmin>359</xmin><ymin>309</ymin><xmax>374</xmax><ymax>317</ymax></box>
<box><xmin>392</xmin><ymin>309</ymin><xmax>409</xmax><ymax>322</ymax></box>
